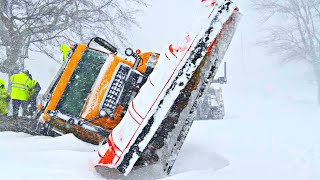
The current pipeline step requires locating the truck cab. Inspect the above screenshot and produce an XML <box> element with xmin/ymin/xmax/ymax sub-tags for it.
<box><xmin>37</xmin><ymin>37</ymin><xmax>159</xmax><ymax>144</ymax></box>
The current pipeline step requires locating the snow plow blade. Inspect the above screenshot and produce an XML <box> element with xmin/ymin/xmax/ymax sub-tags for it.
<box><xmin>96</xmin><ymin>0</ymin><xmax>241</xmax><ymax>177</ymax></box>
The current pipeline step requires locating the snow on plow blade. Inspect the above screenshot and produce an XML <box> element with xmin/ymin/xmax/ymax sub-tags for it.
<box><xmin>96</xmin><ymin>0</ymin><xmax>241</xmax><ymax>177</ymax></box>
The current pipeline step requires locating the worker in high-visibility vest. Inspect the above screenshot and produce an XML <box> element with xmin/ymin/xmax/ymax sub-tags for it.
<box><xmin>0</xmin><ymin>78</ymin><xmax>10</xmax><ymax>116</ymax></box>
<box><xmin>9</xmin><ymin>70</ymin><xmax>33</xmax><ymax>118</ymax></box>
<box><xmin>59</xmin><ymin>44</ymin><xmax>71</xmax><ymax>61</ymax></box>
<box><xmin>26</xmin><ymin>78</ymin><xmax>41</xmax><ymax>117</ymax></box>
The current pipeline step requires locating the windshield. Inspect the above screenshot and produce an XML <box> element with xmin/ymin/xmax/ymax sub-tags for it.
<box><xmin>56</xmin><ymin>48</ymin><xmax>108</xmax><ymax>116</ymax></box>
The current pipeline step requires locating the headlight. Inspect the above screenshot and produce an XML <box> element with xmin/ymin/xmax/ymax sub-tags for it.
<box><xmin>99</xmin><ymin>109</ymin><xmax>107</xmax><ymax>117</ymax></box>
<box><xmin>147</xmin><ymin>54</ymin><xmax>157</xmax><ymax>68</ymax></box>
<box><xmin>47</xmin><ymin>110</ymin><xmax>57</xmax><ymax>117</ymax></box>
<box><xmin>101</xmin><ymin>64</ymin><xmax>130</xmax><ymax>116</ymax></box>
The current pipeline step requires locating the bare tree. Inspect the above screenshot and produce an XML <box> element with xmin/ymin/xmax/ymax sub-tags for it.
<box><xmin>252</xmin><ymin>0</ymin><xmax>320</xmax><ymax>104</ymax></box>
<box><xmin>0</xmin><ymin>0</ymin><xmax>147</xmax><ymax>74</ymax></box>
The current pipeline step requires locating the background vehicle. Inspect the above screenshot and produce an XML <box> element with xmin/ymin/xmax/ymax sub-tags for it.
<box><xmin>196</xmin><ymin>62</ymin><xmax>227</xmax><ymax>120</ymax></box>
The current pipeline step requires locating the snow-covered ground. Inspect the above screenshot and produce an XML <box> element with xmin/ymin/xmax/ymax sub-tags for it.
<box><xmin>1</xmin><ymin>89</ymin><xmax>319</xmax><ymax>180</ymax></box>
<box><xmin>169</xmin><ymin>98</ymin><xmax>320</xmax><ymax>180</ymax></box>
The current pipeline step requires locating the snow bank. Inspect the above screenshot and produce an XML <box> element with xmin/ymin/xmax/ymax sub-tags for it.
<box><xmin>1</xmin><ymin>97</ymin><xmax>319</xmax><ymax>180</ymax></box>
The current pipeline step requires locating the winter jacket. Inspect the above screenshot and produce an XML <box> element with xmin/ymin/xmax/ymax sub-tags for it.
<box><xmin>10</xmin><ymin>72</ymin><xmax>33</xmax><ymax>101</ymax></box>
<box><xmin>29</xmin><ymin>79</ymin><xmax>41</xmax><ymax>99</ymax></box>
<box><xmin>0</xmin><ymin>78</ymin><xmax>9</xmax><ymax>115</ymax></box>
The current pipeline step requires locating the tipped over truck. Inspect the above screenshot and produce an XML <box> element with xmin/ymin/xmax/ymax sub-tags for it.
<box><xmin>2</xmin><ymin>0</ymin><xmax>241</xmax><ymax>177</ymax></box>
<box><xmin>37</xmin><ymin>37</ymin><xmax>160</xmax><ymax>145</ymax></box>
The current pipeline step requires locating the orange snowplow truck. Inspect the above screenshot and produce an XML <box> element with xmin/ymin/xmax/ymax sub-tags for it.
<box><xmin>37</xmin><ymin>37</ymin><xmax>159</xmax><ymax>144</ymax></box>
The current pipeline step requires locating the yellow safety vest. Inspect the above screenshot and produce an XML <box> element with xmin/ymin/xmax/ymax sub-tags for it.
<box><xmin>10</xmin><ymin>73</ymin><xmax>33</xmax><ymax>101</ymax></box>
<box><xmin>30</xmin><ymin>79</ymin><xmax>38</xmax><ymax>95</ymax></box>
<box><xmin>0</xmin><ymin>88</ymin><xmax>8</xmax><ymax>98</ymax></box>
<box><xmin>0</xmin><ymin>78</ymin><xmax>6</xmax><ymax>86</ymax></box>
<box><xmin>60</xmin><ymin>44</ymin><xmax>71</xmax><ymax>61</ymax></box>
<box><xmin>0</xmin><ymin>78</ymin><xmax>8</xmax><ymax>99</ymax></box>
<box><xmin>0</xmin><ymin>87</ymin><xmax>8</xmax><ymax>99</ymax></box>
<box><xmin>0</xmin><ymin>78</ymin><xmax>9</xmax><ymax>115</ymax></box>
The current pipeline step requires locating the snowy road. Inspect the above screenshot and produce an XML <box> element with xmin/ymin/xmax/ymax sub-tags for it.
<box><xmin>1</xmin><ymin>97</ymin><xmax>319</xmax><ymax>180</ymax></box>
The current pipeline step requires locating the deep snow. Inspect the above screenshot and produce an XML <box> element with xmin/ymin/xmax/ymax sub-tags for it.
<box><xmin>1</xmin><ymin>93</ymin><xmax>319</xmax><ymax>180</ymax></box>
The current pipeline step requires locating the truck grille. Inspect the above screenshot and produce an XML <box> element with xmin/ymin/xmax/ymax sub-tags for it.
<box><xmin>102</xmin><ymin>64</ymin><xmax>130</xmax><ymax>115</ymax></box>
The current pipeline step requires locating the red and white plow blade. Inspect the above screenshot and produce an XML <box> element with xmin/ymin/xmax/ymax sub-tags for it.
<box><xmin>96</xmin><ymin>0</ymin><xmax>240</xmax><ymax>176</ymax></box>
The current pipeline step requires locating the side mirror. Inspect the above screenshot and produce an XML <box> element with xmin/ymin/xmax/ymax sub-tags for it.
<box><xmin>124</xmin><ymin>48</ymin><xmax>142</xmax><ymax>70</ymax></box>
<box><xmin>87</xmin><ymin>37</ymin><xmax>118</xmax><ymax>55</ymax></box>
<box><xmin>125</xmin><ymin>48</ymin><xmax>134</xmax><ymax>56</ymax></box>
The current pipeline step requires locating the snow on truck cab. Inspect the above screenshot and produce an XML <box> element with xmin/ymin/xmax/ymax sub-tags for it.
<box><xmin>37</xmin><ymin>37</ymin><xmax>160</xmax><ymax>144</ymax></box>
